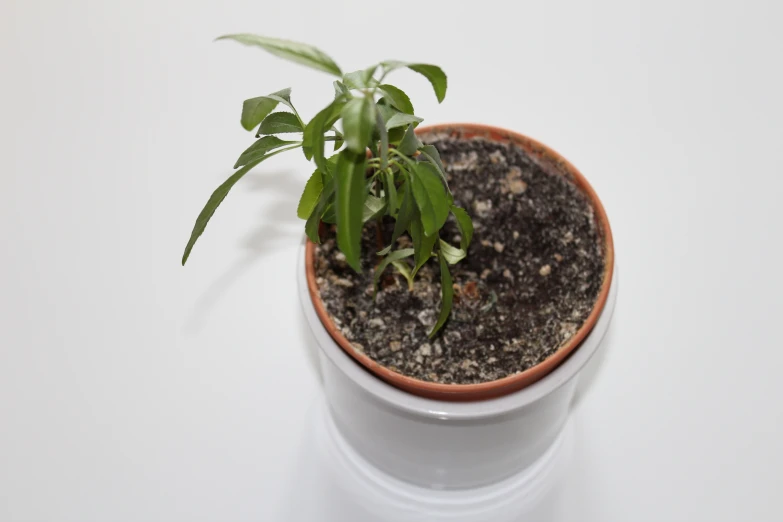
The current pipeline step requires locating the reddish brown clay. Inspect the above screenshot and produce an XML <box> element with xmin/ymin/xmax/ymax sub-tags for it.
<box><xmin>305</xmin><ymin>124</ymin><xmax>615</xmax><ymax>401</ymax></box>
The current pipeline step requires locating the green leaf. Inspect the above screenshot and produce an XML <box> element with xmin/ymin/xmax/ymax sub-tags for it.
<box><xmin>303</xmin><ymin>99</ymin><xmax>346</xmax><ymax>166</ymax></box>
<box><xmin>419</xmin><ymin>144</ymin><xmax>450</xmax><ymax>194</ymax></box>
<box><xmin>342</xmin><ymin>66</ymin><xmax>379</xmax><ymax>89</ymax></box>
<box><xmin>333</xmin><ymin>80</ymin><xmax>351</xmax><ymax>100</ymax></box>
<box><xmin>234</xmin><ymin>135</ymin><xmax>299</xmax><ymax>169</ymax></box>
<box><xmin>378</xmin><ymin>84</ymin><xmax>414</xmax><ymax>114</ymax></box>
<box><xmin>429</xmin><ymin>254</ymin><xmax>454</xmax><ymax>337</ymax></box>
<box><xmin>388</xmin><ymin>127</ymin><xmax>405</xmax><ymax>144</ymax></box>
<box><xmin>217</xmin><ymin>34</ymin><xmax>342</xmax><ymax>76</ymax></box>
<box><xmin>450</xmin><ymin>205</ymin><xmax>473</xmax><ymax>250</ymax></box>
<box><xmin>297</xmin><ymin>169</ymin><xmax>324</xmax><ymax>220</ymax></box>
<box><xmin>334</xmin><ymin>150</ymin><xmax>367</xmax><ymax>271</ymax></box>
<box><xmin>409</xmin><ymin>213</ymin><xmax>438</xmax><ymax>276</ymax></box>
<box><xmin>398</xmin><ymin>124</ymin><xmax>422</xmax><ymax>155</ymax></box>
<box><xmin>183</xmin><ymin>160</ymin><xmax>261</xmax><ymax>264</ymax></box>
<box><xmin>376</xmin><ymin>108</ymin><xmax>388</xmax><ymax>170</ymax></box>
<box><xmin>438</xmin><ymin>239</ymin><xmax>466</xmax><ymax>265</ymax></box>
<box><xmin>363</xmin><ymin>195</ymin><xmax>386</xmax><ymax>222</ymax></box>
<box><xmin>383</xmin><ymin>169</ymin><xmax>397</xmax><ymax>215</ymax></box>
<box><xmin>382</xmin><ymin>177</ymin><xmax>414</xmax><ymax>254</ymax></box>
<box><xmin>259</xmin><ymin>112</ymin><xmax>303</xmax><ymax>134</ymax></box>
<box><xmin>410</xmin><ymin>162</ymin><xmax>449</xmax><ymax>237</ymax></box>
<box><xmin>305</xmin><ymin>180</ymin><xmax>335</xmax><ymax>244</ymax></box>
<box><xmin>241</xmin><ymin>88</ymin><xmax>291</xmax><ymax>131</ymax></box>
<box><xmin>341</xmin><ymin>97</ymin><xmax>375</xmax><ymax>153</ymax></box>
<box><xmin>386</xmin><ymin>112</ymin><xmax>423</xmax><ymax>130</ymax></box>
<box><xmin>373</xmin><ymin>248</ymin><xmax>414</xmax><ymax>296</ymax></box>
<box><xmin>381</xmin><ymin>61</ymin><xmax>448</xmax><ymax>103</ymax></box>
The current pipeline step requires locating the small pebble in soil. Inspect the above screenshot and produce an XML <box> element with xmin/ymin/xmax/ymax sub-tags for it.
<box><xmin>540</xmin><ymin>264</ymin><xmax>552</xmax><ymax>276</ymax></box>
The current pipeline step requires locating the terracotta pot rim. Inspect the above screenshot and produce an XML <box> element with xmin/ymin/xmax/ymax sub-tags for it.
<box><xmin>305</xmin><ymin>123</ymin><xmax>615</xmax><ymax>401</ymax></box>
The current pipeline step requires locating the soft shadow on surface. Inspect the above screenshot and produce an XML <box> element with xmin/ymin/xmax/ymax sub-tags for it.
<box><xmin>184</xmin><ymin>170</ymin><xmax>302</xmax><ymax>333</ymax></box>
<box><xmin>571</xmin><ymin>321</ymin><xmax>616</xmax><ymax>410</ymax></box>
<box><xmin>280</xmin><ymin>399</ymin><xmax>569</xmax><ymax>522</ymax></box>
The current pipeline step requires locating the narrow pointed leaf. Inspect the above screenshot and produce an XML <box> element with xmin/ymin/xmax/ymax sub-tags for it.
<box><xmin>450</xmin><ymin>205</ymin><xmax>473</xmax><ymax>250</ymax></box>
<box><xmin>259</xmin><ymin>112</ymin><xmax>303</xmax><ymax>134</ymax></box>
<box><xmin>217</xmin><ymin>34</ymin><xmax>342</xmax><ymax>76</ymax></box>
<box><xmin>342</xmin><ymin>97</ymin><xmax>374</xmax><ymax>153</ymax></box>
<box><xmin>409</xmin><ymin>214</ymin><xmax>438</xmax><ymax>276</ymax></box>
<box><xmin>373</xmin><ymin>248</ymin><xmax>414</xmax><ymax>296</ymax></box>
<box><xmin>429</xmin><ymin>255</ymin><xmax>454</xmax><ymax>337</ymax></box>
<box><xmin>378</xmin><ymin>84</ymin><xmax>414</xmax><ymax>114</ymax></box>
<box><xmin>411</xmin><ymin>162</ymin><xmax>449</xmax><ymax>237</ymax></box>
<box><xmin>303</xmin><ymin>99</ymin><xmax>345</xmax><ymax>165</ymax></box>
<box><xmin>386</xmin><ymin>112</ymin><xmax>423</xmax><ymax>130</ymax></box>
<box><xmin>241</xmin><ymin>88</ymin><xmax>291</xmax><ymax>131</ymax></box>
<box><xmin>334</xmin><ymin>150</ymin><xmax>367</xmax><ymax>271</ymax></box>
<box><xmin>376</xmin><ymin>108</ymin><xmax>388</xmax><ymax>170</ymax></box>
<box><xmin>297</xmin><ymin>169</ymin><xmax>324</xmax><ymax>220</ymax></box>
<box><xmin>387</xmin><ymin>177</ymin><xmax>414</xmax><ymax>252</ymax></box>
<box><xmin>305</xmin><ymin>180</ymin><xmax>335</xmax><ymax>243</ymax></box>
<box><xmin>439</xmin><ymin>239</ymin><xmax>466</xmax><ymax>265</ymax></box>
<box><xmin>419</xmin><ymin>144</ymin><xmax>450</xmax><ymax>193</ymax></box>
<box><xmin>383</xmin><ymin>169</ymin><xmax>397</xmax><ymax>214</ymax></box>
<box><xmin>234</xmin><ymin>135</ymin><xmax>299</xmax><ymax>169</ymax></box>
<box><xmin>182</xmin><ymin>159</ymin><xmax>262</xmax><ymax>264</ymax></box>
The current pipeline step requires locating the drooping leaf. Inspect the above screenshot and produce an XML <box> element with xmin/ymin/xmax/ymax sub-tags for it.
<box><xmin>259</xmin><ymin>112</ymin><xmax>303</xmax><ymax>134</ymax></box>
<box><xmin>342</xmin><ymin>66</ymin><xmax>379</xmax><ymax>89</ymax></box>
<box><xmin>410</xmin><ymin>162</ymin><xmax>449</xmax><ymax>237</ymax></box>
<box><xmin>341</xmin><ymin>97</ymin><xmax>375</xmax><ymax>153</ymax></box>
<box><xmin>303</xmin><ymin>99</ymin><xmax>346</xmax><ymax>166</ymax></box>
<box><xmin>381</xmin><ymin>61</ymin><xmax>448</xmax><ymax>103</ymax></box>
<box><xmin>321</xmin><ymin>204</ymin><xmax>336</xmax><ymax>224</ymax></box>
<box><xmin>378</xmin><ymin>84</ymin><xmax>414</xmax><ymax>114</ymax></box>
<box><xmin>450</xmin><ymin>205</ymin><xmax>473</xmax><ymax>250</ymax></box>
<box><xmin>297</xmin><ymin>169</ymin><xmax>324</xmax><ymax>220</ymax></box>
<box><xmin>391</xmin><ymin>259</ymin><xmax>414</xmax><ymax>291</ymax></box>
<box><xmin>386</xmin><ymin>112</ymin><xmax>423</xmax><ymax>130</ymax></box>
<box><xmin>409</xmin><ymin>213</ymin><xmax>438</xmax><ymax>276</ymax></box>
<box><xmin>398</xmin><ymin>124</ymin><xmax>422</xmax><ymax>155</ymax></box>
<box><xmin>429</xmin><ymin>254</ymin><xmax>454</xmax><ymax>337</ymax></box>
<box><xmin>305</xmin><ymin>180</ymin><xmax>335</xmax><ymax>243</ymax></box>
<box><xmin>334</xmin><ymin>150</ymin><xmax>367</xmax><ymax>271</ymax></box>
<box><xmin>241</xmin><ymin>88</ymin><xmax>291</xmax><ymax>131</ymax></box>
<box><xmin>362</xmin><ymin>195</ymin><xmax>386</xmax><ymax>222</ymax></box>
<box><xmin>217</xmin><ymin>34</ymin><xmax>342</xmax><ymax>76</ymax></box>
<box><xmin>418</xmin><ymin>144</ymin><xmax>450</xmax><ymax>193</ymax></box>
<box><xmin>438</xmin><ymin>239</ymin><xmax>466</xmax><ymax>265</ymax></box>
<box><xmin>234</xmin><ymin>135</ymin><xmax>299</xmax><ymax>169</ymax></box>
<box><xmin>373</xmin><ymin>248</ymin><xmax>414</xmax><ymax>296</ymax></box>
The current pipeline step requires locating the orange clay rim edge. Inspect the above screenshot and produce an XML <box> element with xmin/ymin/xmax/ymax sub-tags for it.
<box><xmin>305</xmin><ymin>123</ymin><xmax>615</xmax><ymax>401</ymax></box>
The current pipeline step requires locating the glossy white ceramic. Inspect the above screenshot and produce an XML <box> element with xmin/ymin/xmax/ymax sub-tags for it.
<box><xmin>298</xmin><ymin>240</ymin><xmax>617</xmax><ymax>489</ymax></box>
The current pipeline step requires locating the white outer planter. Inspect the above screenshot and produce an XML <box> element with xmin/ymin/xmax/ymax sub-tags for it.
<box><xmin>298</xmin><ymin>241</ymin><xmax>618</xmax><ymax>490</ymax></box>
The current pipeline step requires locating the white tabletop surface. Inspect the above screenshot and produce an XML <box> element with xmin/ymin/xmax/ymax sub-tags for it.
<box><xmin>2</xmin><ymin>0</ymin><xmax>782</xmax><ymax>520</ymax></box>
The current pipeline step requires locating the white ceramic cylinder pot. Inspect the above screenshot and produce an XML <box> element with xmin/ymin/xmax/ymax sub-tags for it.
<box><xmin>297</xmin><ymin>243</ymin><xmax>618</xmax><ymax>490</ymax></box>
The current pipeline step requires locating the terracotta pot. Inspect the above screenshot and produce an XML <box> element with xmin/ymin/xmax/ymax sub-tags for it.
<box><xmin>305</xmin><ymin>123</ymin><xmax>615</xmax><ymax>401</ymax></box>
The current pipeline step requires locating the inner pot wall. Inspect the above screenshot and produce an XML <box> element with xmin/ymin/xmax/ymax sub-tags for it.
<box><xmin>298</xmin><ymin>241</ymin><xmax>618</xmax><ymax>489</ymax></box>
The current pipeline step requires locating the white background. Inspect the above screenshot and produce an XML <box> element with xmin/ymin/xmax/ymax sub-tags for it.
<box><xmin>2</xmin><ymin>0</ymin><xmax>782</xmax><ymax>520</ymax></box>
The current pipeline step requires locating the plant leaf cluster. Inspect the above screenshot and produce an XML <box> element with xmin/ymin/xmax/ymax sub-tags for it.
<box><xmin>182</xmin><ymin>34</ymin><xmax>474</xmax><ymax>337</ymax></box>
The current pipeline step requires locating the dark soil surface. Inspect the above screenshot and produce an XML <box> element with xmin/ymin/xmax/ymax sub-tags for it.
<box><xmin>314</xmin><ymin>135</ymin><xmax>605</xmax><ymax>384</ymax></box>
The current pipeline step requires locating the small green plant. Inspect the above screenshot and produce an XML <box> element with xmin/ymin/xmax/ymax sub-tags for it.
<box><xmin>182</xmin><ymin>34</ymin><xmax>473</xmax><ymax>337</ymax></box>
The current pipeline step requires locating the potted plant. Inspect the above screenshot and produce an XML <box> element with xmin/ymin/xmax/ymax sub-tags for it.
<box><xmin>183</xmin><ymin>34</ymin><xmax>616</xmax><ymax>489</ymax></box>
